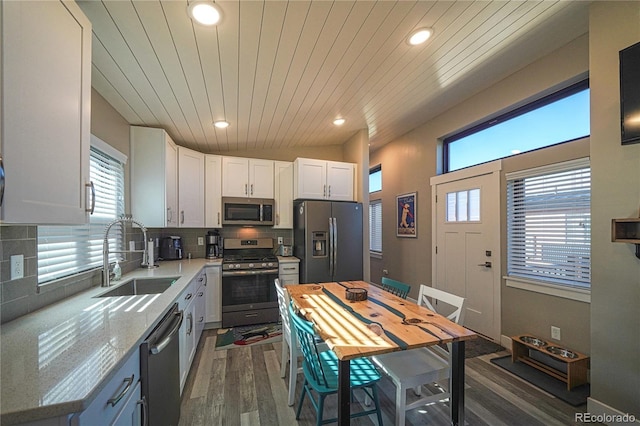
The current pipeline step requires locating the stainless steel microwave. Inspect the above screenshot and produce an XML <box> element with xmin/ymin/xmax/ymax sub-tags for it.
<box><xmin>222</xmin><ymin>197</ymin><xmax>275</xmax><ymax>226</ymax></box>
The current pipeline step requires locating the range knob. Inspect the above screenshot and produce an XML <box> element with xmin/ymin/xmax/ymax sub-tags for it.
<box><xmin>227</xmin><ymin>264</ymin><xmax>233</xmax><ymax>269</ymax></box>
<box><xmin>248</xmin><ymin>263</ymin><xmax>254</xmax><ymax>268</ymax></box>
<box><xmin>268</xmin><ymin>262</ymin><xmax>274</xmax><ymax>267</ymax></box>
<box><xmin>261</xmin><ymin>263</ymin><xmax>267</xmax><ymax>267</ymax></box>
<box><xmin>235</xmin><ymin>264</ymin><xmax>241</xmax><ymax>269</ymax></box>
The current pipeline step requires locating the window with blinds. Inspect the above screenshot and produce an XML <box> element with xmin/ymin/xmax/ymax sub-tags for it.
<box><xmin>369</xmin><ymin>200</ymin><xmax>382</xmax><ymax>254</ymax></box>
<box><xmin>506</xmin><ymin>158</ymin><xmax>591</xmax><ymax>289</ymax></box>
<box><xmin>38</xmin><ymin>145</ymin><xmax>125</xmax><ymax>284</ymax></box>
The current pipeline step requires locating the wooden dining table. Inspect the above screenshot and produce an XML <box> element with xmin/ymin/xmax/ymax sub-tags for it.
<box><xmin>287</xmin><ymin>281</ymin><xmax>477</xmax><ymax>426</ymax></box>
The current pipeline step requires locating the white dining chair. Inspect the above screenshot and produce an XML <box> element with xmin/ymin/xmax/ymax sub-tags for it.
<box><xmin>371</xmin><ymin>284</ymin><xmax>466</xmax><ymax>426</ymax></box>
<box><xmin>274</xmin><ymin>278</ymin><xmax>301</xmax><ymax>406</ymax></box>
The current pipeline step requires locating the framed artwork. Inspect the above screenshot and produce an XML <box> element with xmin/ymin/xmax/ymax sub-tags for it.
<box><xmin>396</xmin><ymin>192</ymin><xmax>417</xmax><ymax>237</ymax></box>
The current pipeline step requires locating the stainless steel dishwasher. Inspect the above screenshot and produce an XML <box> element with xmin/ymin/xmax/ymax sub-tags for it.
<box><xmin>140</xmin><ymin>303</ymin><xmax>183</xmax><ymax>426</ymax></box>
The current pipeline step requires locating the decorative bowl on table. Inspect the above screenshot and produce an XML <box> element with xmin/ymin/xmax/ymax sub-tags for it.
<box><xmin>345</xmin><ymin>287</ymin><xmax>367</xmax><ymax>302</ymax></box>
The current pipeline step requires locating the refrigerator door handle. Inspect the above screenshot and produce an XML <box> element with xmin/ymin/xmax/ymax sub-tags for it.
<box><xmin>333</xmin><ymin>217</ymin><xmax>338</xmax><ymax>276</ymax></box>
<box><xmin>328</xmin><ymin>217</ymin><xmax>334</xmax><ymax>277</ymax></box>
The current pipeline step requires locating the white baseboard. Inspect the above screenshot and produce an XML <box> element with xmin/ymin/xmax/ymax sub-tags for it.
<box><xmin>585</xmin><ymin>398</ymin><xmax>639</xmax><ymax>425</ymax></box>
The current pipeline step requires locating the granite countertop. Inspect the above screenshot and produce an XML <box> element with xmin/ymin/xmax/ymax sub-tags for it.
<box><xmin>277</xmin><ymin>256</ymin><xmax>300</xmax><ymax>263</ymax></box>
<box><xmin>0</xmin><ymin>258</ymin><xmax>222</xmax><ymax>425</ymax></box>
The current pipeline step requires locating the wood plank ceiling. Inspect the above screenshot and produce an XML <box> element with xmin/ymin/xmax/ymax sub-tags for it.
<box><xmin>77</xmin><ymin>1</ymin><xmax>589</xmax><ymax>154</ymax></box>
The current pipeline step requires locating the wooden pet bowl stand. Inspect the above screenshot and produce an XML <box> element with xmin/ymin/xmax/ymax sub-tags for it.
<box><xmin>511</xmin><ymin>334</ymin><xmax>590</xmax><ymax>390</ymax></box>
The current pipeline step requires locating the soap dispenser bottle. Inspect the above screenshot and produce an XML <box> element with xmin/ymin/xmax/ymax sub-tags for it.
<box><xmin>113</xmin><ymin>260</ymin><xmax>122</xmax><ymax>281</ymax></box>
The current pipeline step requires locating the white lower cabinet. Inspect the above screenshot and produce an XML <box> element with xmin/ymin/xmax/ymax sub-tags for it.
<box><xmin>178</xmin><ymin>270</ymin><xmax>207</xmax><ymax>394</ymax></box>
<box><xmin>279</xmin><ymin>260</ymin><xmax>299</xmax><ymax>285</ymax></box>
<box><xmin>178</xmin><ymin>279</ymin><xmax>196</xmax><ymax>394</ymax></box>
<box><xmin>71</xmin><ymin>348</ymin><xmax>141</xmax><ymax>426</ymax></box>
<box><xmin>194</xmin><ymin>275</ymin><xmax>206</xmax><ymax>346</ymax></box>
<box><xmin>205</xmin><ymin>266</ymin><xmax>222</xmax><ymax>325</ymax></box>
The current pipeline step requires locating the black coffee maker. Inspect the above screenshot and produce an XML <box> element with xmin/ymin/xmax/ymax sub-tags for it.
<box><xmin>206</xmin><ymin>230</ymin><xmax>221</xmax><ymax>259</ymax></box>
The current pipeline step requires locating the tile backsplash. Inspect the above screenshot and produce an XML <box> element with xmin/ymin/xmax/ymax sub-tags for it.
<box><xmin>1</xmin><ymin>224</ymin><xmax>292</xmax><ymax>324</ymax></box>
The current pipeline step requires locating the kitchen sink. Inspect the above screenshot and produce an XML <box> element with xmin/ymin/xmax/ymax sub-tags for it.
<box><xmin>96</xmin><ymin>277</ymin><xmax>180</xmax><ymax>297</ymax></box>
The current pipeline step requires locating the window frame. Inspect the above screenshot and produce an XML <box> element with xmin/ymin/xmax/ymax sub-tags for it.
<box><xmin>444</xmin><ymin>79</ymin><xmax>590</xmax><ymax>172</ymax></box>
<box><xmin>369</xmin><ymin>199</ymin><xmax>383</xmax><ymax>257</ymax></box>
<box><xmin>369</xmin><ymin>164</ymin><xmax>382</xmax><ymax>193</ymax></box>
<box><xmin>505</xmin><ymin>158</ymin><xmax>591</xmax><ymax>302</ymax></box>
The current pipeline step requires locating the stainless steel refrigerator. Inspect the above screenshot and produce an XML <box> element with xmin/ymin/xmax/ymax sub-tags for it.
<box><xmin>293</xmin><ymin>200</ymin><xmax>363</xmax><ymax>283</ymax></box>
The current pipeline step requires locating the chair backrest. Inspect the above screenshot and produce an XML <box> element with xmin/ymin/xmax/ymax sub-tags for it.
<box><xmin>417</xmin><ymin>284</ymin><xmax>466</xmax><ymax>325</ymax></box>
<box><xmin>380</xmin><ymin>277</ymin><xmax>411</xmax><ymax>299</ymax></box>
<box><xmin>274</xmin><ymin>278</ymin><xmax>293</xmax><ymax>344</ymax></box>
<box><xmin>288</xmin><ymin>303</ymin><xmax>329</xmax><ymax>387</ymax></box>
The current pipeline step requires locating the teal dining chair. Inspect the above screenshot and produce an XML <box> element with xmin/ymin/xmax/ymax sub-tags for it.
<box><xmin>380</xmin><ymin>276</ymin><xmax>411</xmax><ymax>299</ymax></box>
<box><xmin>288</xmin><ymin>303</ymin><xmax>384</xmax><ymax>426</ymax></box>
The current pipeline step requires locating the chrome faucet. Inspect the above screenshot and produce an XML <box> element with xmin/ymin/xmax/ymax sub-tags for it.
<box><xmin>102</xmin><ymin>216</ymin><xmax>152</xmax><ymax>287</ymax></box>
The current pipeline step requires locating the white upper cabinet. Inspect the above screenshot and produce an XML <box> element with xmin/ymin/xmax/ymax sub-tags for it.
<box><xmin>1</xmin><ymin>0</ymin><xmax>92</xmax><ymax>224</ymax></box>
<box><xmin>293</xmin><ymin>158</ymin><xmax>355</xmax><ymax>201</ymax></box>
<box><xmin>205</xmin><ymin>155</ymin><xmax>222</xmax><ymax>228</ymax></box>
<box><xmin>274</xmin><ymin>161</ymin><xmax>293</xmax><ymax>228</ymax></box>
<box><xmin>222</xmin><ymin>157</ymin><xmax>274</xmax><ymax>199</ymax></box>
<box><xmin>131</xmin><ymin>126</ymin><xmax>178</xmax><ymax>227</ymax></box>
<box><xmin>178</xmin><ymin>147</ymin><xmax>205</xmax><ymax>227</ymax></box>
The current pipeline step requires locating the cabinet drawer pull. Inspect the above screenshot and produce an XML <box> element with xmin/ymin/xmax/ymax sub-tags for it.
<box><xmin>139</xmin><ymin>396</ymin><xmax>148</xmax><ymax>426</ymax></box>
<box><xmin>250</xmin><ymin>183</ymin><xmax>254</xmax><ymax>195</ymax></box>
<box><xmin>245</xmin><ymin>183</ymin><xmax>248</xmax><ymax>195</ymax></box>
<box><xmin>107</xmin><ymin>374</ymin><xmax>135</xmax><ymax>407</ymax></box>
<box><xmin>184</xmin><ymin>293</ymin><xmax>193</xmax><ymax>301</ymax></box>
<box><xmin>245</xmin><ymin>313</ymin><xmax>258</xmax><ymax>318</ymax></box>
<box><xmin>187</xmin><ymin>313</ymin><xmax>193</xmax><ymax>335</ymax></box>
<box><xmin>180</xmin><ymin>210</ymin><xmax>185</xmax><ymax>224</ymax></box>
<box><xmin>217</xmin><ymin>212</ymin><xmax>220</xmax><ymax>225</ymax></box>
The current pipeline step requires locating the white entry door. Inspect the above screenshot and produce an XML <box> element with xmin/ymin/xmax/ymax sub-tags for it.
<box><xmin>431</xmin><ymin>162</ymin><xmax>501</xmax><ymax>341</ymax></box>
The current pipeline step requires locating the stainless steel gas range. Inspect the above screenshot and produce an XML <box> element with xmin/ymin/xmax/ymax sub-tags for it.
<box><xmin>221</xmin><ymin>238</ymin><xmax>279</xmax><ymax>327</ymax></box>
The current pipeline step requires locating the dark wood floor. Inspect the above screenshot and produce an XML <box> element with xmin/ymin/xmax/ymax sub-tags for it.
<box><xmin>178</xmin><ymin>330</ymin><xmax>594</xmax><ymax>426</ymax></box>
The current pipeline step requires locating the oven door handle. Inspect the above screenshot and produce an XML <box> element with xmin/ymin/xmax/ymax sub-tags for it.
<box><xmin>222</xmin><ymin>269</ymin><xmax>279</xmax><ymax>277</ymax></box>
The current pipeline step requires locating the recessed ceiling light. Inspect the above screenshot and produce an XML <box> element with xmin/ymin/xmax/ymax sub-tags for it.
<box><xmin>333</xmin><ymin>118</ymin><xmax>345</xmax><ymax>126</ymax></box>
<box><xmin>214</xmin><ymin>120</ymin><xmax>229</xmax><ymax>129</ymax></box>
<box><xmin>188</xmin><ymin>2</ymin><xmax>223</xmax><ymax>26</ymax></box>
<box><xmin>407</xmin><ymin>27</ymin><xmax>433</xmax><ymax>46</ymax></box>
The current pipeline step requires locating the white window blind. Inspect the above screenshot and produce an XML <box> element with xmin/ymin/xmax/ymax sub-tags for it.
<box><xmin>506</xmin><ymin>158</ymin><xmax>591</xmax><ymax>289</ymax></box>
<box><xmin>38</xmin><ymin>145</ymin><xmax>126</xmax><ymax>283</ymax></box>
<box><xmin>369</xmin><ymin>200</ymin><xmax>382</xmax><ymax>253</ymax></box>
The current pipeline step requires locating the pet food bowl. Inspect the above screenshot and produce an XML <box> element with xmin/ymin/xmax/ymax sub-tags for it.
<box><xmin>520</xmin><ymin>335</ymin><xmax>548</xmax><ymax>347</ymax></box>
<box><xmin>546</xmin><ymin>346</ymin><xmax>579</xmax><ymax>359</ymax></box>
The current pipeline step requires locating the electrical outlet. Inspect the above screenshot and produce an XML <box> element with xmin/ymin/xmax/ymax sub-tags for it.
<box><xmin>197</xmin><ymin>237</ymin><xmax>204</xmax><ymax>246</ymax></box>
<box><xmin>551</xmin><ymin>326</ymin><xmax>561</xmax><ymax>340</ymax></box>
<box><xmin>277</xmin><ymin>237</ymin><xmax>283</xmax><ymax>244</ymax></box>
<box><xmin>11</xmin><ymin>255</ymin><xmax>24</xmax><ymax>280</ymax></box>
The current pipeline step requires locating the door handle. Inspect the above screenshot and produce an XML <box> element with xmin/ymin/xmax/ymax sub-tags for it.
<box><xmin>478</xmin><ymin>261</ymin><xmax>492</xmax><ymax>268</ymax></box>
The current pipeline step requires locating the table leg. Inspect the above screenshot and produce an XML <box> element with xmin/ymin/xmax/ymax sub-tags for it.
<box><xmin>338</xmin><ymin>359</ymin><xmax>351</xmax><ymax>425</ymax></box>
<box><xmin>451</xmin><ymin>340</ymin><xmax>465</xmax><ymax>426</ymax></box>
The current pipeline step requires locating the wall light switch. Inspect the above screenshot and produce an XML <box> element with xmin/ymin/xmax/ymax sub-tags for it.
<box><xmin>551</xmin><ymin>326</ymin><xmax>561</xmax><ymax>340</ymax></box>
<box><xmin>278</xmin><ymin>237</ymin><xmax>283</xmax><ymax>244</ymax></box>
<box><xmin>11</xmin><ymin>255</ymin><xmax>24</xmax><ymax>280</ymax></box>
<box><xmin>197</xmin><ymin>237</ymin><xmax>204</xmax><ymax>246</ymax></box>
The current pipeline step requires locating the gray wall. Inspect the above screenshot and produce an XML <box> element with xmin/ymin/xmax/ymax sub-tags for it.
<box><xmin>369</xmin><ymin>33</ymin><xmax>589</xmax><ymax>308</ymax></box>
<box><xmin>588</xmin><ymin>1</ymin><xmax>640</xmax><ymax>418</ymax></box>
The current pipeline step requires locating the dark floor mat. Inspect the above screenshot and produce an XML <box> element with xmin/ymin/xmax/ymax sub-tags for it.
<box><xmin>465</xmin><ymin>336</ymin><xmax>504</xmax><ymax>358</ymax></box>
<box><xmin>490</xmin><ymin>355</ymin><xmax>589</xmax><ymax>406</ymax></box>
